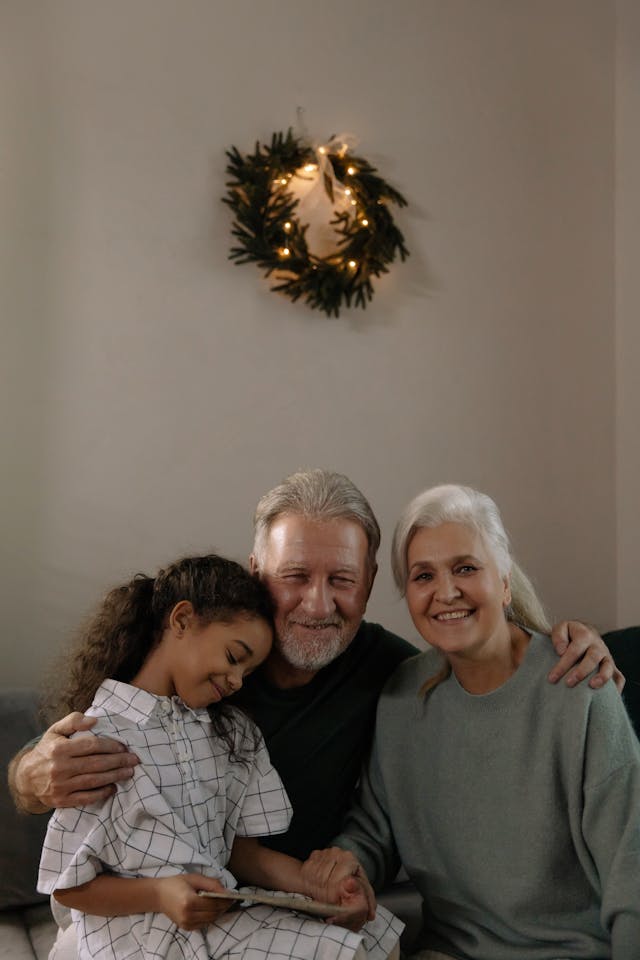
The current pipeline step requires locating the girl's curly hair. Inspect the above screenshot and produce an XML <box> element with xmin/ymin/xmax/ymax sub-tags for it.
<box><xmin>41</xmin><ymin>554</ymin><xmax>274</xmax><ymax>759</ymax></box>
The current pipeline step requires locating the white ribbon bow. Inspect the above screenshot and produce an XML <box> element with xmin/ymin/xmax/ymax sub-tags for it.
<box><xmin>293</xmin><ymin>132</ymin><xmax>359</xmax><ymax>232</ymax></box>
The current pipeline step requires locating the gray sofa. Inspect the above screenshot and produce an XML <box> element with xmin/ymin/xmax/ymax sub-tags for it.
<box><xmin>0</xmin><ymin>689</ymin><xmax>57</xmax><ymax>960</ymax></box>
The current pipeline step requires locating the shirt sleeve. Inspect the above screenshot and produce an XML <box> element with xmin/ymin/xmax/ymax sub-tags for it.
<box><xmin>234</xmin><ymin>725</ymin><xmax>293</xmax><ymax>838</ymax></box>
<box><xmin>581</xmin><ymin>686</ymin><xmax>640</xmax><ymax>960</ymax></box>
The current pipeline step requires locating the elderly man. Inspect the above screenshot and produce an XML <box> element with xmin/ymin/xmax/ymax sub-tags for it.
<box><xmin>9</xmin><ymin>470</ymin><xmax>620</xmax><ymax>958</ymax></box>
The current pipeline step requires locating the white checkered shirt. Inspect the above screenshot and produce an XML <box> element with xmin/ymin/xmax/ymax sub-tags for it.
<box><xmin>38</xmin><ymin>681</ymin><xmax>403</xmax><ymax>959</ymax></box>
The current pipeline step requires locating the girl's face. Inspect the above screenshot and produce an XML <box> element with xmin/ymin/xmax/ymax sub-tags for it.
<box><xmin>405</xmin><ymin>522</ymin><xmax>511</xmax><ymax>661</ymax></box>
<box><xmin>172</xmin><ymin>615</ymin><xmax>273</xmax><ymax>709</ymax></box>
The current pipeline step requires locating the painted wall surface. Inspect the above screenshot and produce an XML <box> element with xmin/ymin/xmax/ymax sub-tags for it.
<box><xmin>1</xmin><ymin>0</ymin><xmax>618</xmax><ymax>687</ymax></box>
<box><xmin>616</xmin><ymin>0</ymin><xmax>640</xmax><ymax>627</ymax></box>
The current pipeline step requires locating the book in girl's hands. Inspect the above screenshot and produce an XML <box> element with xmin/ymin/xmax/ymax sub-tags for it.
<box><xmin>198</xmin><ymin>888</ymin><xmax>351</xmax><ymax>918</ymax></box>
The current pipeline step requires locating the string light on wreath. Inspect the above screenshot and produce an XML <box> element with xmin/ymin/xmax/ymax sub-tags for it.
<box><xmin>222</xmin><ymin>129</ymin><xmax>409</xmax><ymax>318</ymax></box>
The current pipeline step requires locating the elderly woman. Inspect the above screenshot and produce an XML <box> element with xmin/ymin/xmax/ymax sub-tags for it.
<box><xmin>306</xmin><ymin>485</ymin><xmax>640</xmax><ymax>960</ymax></box>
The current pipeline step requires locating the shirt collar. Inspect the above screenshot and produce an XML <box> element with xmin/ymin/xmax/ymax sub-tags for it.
<box><xmin>93</xmin><ymin>679</ymin><xmax>213</xmax><ymax>726</ymax></box>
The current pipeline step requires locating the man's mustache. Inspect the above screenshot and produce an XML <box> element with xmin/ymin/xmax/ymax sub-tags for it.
<box><xmin>289</xmin><ymin>618</ymin><xmax>342</xmax><ymax>629</ymax></box>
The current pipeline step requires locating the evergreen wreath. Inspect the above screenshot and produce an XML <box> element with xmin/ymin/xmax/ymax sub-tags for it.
<box><xmin>223</xmin><ymin>129</ymin><xmax>409</xmax><ymax>318</ymax></box>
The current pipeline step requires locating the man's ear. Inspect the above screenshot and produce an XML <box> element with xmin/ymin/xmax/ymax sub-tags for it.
<box><xmin>249</xmin><ymin>554</ymin><xmax>259</xmax><ymax>577</ymax></box>
<box><xmin>168</xmin><ymin>600</ymin><xmax>195</xmax><ymax>636</ymax></box>
<box><xmin>366</xmin><ymin>563</ymin><xmax>378</xmax><ymax>601</ymax></box>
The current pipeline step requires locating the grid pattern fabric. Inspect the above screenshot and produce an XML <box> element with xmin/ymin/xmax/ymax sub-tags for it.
<box><xmin>38</xmin><ymin>680</ymin><xmax>402</xmax><ymax>959</ymax></box>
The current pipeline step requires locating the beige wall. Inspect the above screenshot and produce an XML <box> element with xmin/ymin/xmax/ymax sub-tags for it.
<box><xmin>1</xmin><ymin>1</ymin><xmax>622</xmax><ymax>687</ymax></box>
<box><xmin>616</xmin><ymin>0</ymin><xmax>640</xmax><ymax>626</ymax></box>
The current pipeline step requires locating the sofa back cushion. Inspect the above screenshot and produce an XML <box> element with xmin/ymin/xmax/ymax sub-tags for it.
<box><xmin>603</xmin><ymin>626</ymin><xmax>640</xmax><ymax>737</ymax></box>
<box><xmin>0</xmin><ymin>689</ymin><xmax>49</xmax><ymax>910</ymax></box>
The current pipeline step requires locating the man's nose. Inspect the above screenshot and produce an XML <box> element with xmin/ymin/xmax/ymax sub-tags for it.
<box><xmin>300</xmin><ymin>579</ymin><xmax>335</xmax><ymax>618</ymax></box>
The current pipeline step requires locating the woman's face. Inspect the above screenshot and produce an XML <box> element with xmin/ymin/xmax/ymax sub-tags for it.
<box><xmin>405</xmin><ymin>522</ymin><xmax>511</xmax><ymax>658</ymax></box>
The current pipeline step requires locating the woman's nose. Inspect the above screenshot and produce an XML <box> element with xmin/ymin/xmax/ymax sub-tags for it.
<box><xmin>435</xmin><ymin>574</ymin><xmax>462</xmax><ymax>602</ymax></box>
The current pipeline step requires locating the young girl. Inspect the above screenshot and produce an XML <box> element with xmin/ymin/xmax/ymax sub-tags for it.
<box><xmin>37</xmin><ymin>554</ymin><xmax>402</xmax><ymax>960</ymax></box>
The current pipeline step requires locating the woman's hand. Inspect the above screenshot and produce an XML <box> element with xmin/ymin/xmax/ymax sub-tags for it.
<box><xmin>9</xmin><ymin>713</ymin><xmax>140</xmax><ymax>813</ymax></box>
<box><xmin>326</xmin><ymin>874</ymin><xmax>371</xmax><ymax>931</ymax></box>
<box><xmin>154</xmin><ymin>874</ymin><xmax>231</xmax><ymax>930</ymax></box>
<box><xmin>301</xmin><ymin>847</ymin><xmax>376</xmax><ymax>921</ymax></box>
<box><xmin>548</xmin><ymin>621</ymin><xmax>625</xmax><ymax>692</ymax></box>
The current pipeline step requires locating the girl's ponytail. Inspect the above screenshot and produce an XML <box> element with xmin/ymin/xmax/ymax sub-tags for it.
<box><xmin>42</xmin><ymin>574</ymin><xmax>157</xmax><ymax>722</ymax></box>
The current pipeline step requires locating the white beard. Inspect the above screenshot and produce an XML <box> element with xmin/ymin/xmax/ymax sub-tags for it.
<box><xmin>276</xmin><ymin>623</ymin><xmax>351</xmax><ymax>671</ymax></box>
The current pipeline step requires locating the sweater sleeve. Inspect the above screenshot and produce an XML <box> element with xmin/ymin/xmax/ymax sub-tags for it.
<box><xmin>580</xmin><ymin>687</ymin><xmax>640</xmax><ymax>960</ymax></box>
<box><xmin>332</xmin><ymin>733</ymin><xmax>401</xmax><ymax>891</ymax></box>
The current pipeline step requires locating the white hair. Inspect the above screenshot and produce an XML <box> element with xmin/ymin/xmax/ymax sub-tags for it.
<box><xmin>392</xmin><ymin>484</ymin><xmax>550</xmax><ymax>634</ymax></box>
<box><xmin>253</xmin><ymin>469</ymin><xmax>380</xmax><ymax>571</ymax></box>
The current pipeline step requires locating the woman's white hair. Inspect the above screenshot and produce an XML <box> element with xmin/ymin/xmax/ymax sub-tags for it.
<box><xmin>392</xmin><ymin>484</ymin><xmax>550</xmax><ymax>634</ymax></box>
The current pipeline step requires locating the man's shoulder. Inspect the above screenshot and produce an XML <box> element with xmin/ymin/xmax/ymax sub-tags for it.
<box><xmin>353</xmin><ymin>620</ymin><xmax>417</xmax><ymax>663</ymax></box>
<box><xmin>380</xmin><ymin>647</ymin><xmax>441</xmax><ymax>698</ymax></box>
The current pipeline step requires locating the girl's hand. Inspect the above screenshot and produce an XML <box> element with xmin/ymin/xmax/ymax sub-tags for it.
<box><xmin>154</xmin><ymin>874</ymin><xmax>231</xmax><ymax>930</ymax></box>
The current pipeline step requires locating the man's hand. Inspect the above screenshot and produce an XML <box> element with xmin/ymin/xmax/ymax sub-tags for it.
<box><xmin>548</xmin><ymin>621</ymin><xmax>625</xmax><ymax>693</ymax></box>
<box><xmin>9</xmin><ymin>712</ymin><xmax>139</xmax><ymax>813</ymax></box>
<box><xmin>301</xmin><ymin>847</ymin><xmax>375</xmax><ymax>922</ymax></box>
<box><xmin>155</xmin><ymin>874</ymin><xmax>231</xmax><ymax>930</ymax></box>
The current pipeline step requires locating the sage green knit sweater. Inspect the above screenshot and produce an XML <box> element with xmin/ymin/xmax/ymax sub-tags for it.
<box><xmin>337</xmin><ymin>633</ymin><xmax>640</xmax><ymax>959</ymax></box>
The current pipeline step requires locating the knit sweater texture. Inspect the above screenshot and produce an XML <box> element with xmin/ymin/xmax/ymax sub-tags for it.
<box><xmin>337</xmin><ymin>633</ymin><xmax>640</xmax><ymax>960</ymax></box>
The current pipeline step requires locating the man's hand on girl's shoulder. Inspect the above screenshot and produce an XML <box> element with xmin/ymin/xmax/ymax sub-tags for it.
<box><xmin>9</xmin><ymin>711</ymin><xmax>139</xmax><ymax>812</ymax></box>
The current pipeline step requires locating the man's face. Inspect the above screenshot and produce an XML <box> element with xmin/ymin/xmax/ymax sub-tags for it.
<box><xmin>251</xmin><ymin>513</ymin><xmax>375</xmax><ymax>672</ymax></box>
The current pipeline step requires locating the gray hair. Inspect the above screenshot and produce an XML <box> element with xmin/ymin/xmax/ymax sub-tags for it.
<box><xmin>253</xmin><ymin>469</ymin><xmax>381</xmax><ymax>571</ymax></box>
<box><xmin>391</xmin><ymin>484</ymin><xmax>550</xmax><ymax>634</ymax></box>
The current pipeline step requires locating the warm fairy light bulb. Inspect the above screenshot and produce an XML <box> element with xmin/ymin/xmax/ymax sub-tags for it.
<box><xmin>347</xmin><ymin>166</ymin><xmax>356</xmax><ymax>175</ymax></box>
<box><xmin>318</xmin><ymin>146</ymin><xmax>326</xmax><ymax>155</ymax></box>
<box><xmin>344</xmin><ymin>188</ymin><xmax>351</xmax><ymax>196</ymax></box>
<box><xmin>348</xmin><ymin>260</ymin><xmax>357</xmax><ymax>269</ymax></box>
<box><xmin>280</xmin><ymin>178</ymin><xmax>287</xmax><ymax>185</ymax></box>
<box><xmin>351</xmin><ymin>199</ymin><xmax>357</xmax><ymax>206</ymax></box>
<box><xmin>281</xmin><ymin>247</ymin><xmax>290</xmax><ymax>257</ymax></box>
<box><xmin>361</xmin><ymin>218</ymin><xmax>369</xmax><ymax>226</ymax></box>
<box><xmin>284</xmin><ymin>221</ymin><xmax>292</xmax><ymax>232</ymax></box>
<box><xmin>304</xmin><ymin>163</ymin><xmax>317</xmax><ymax>172</ymax></box>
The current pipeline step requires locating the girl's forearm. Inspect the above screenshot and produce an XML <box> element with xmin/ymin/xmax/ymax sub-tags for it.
<box><xmin>54</xmin><ymin>875</ymin><xmax>161</xmax><ymax>917</ymax></box>
<box><xmin>229</xmin><ymin>837</ymin><xmax>310</xmax><ymax>895</ymax></box>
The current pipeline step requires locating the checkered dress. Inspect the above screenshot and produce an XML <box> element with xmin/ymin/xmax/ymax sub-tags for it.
<box><xmin>38</xmin><ymin>680</ymin><xmax>402</xmax><ymax>960</ymax></box>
